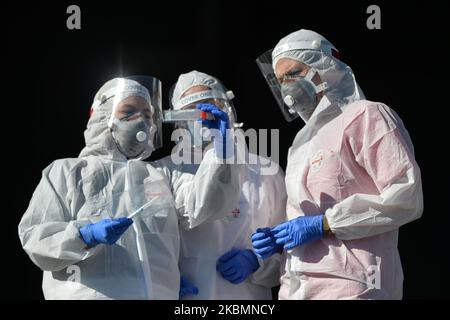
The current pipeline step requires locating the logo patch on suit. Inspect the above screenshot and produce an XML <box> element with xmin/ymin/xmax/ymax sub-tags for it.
<box><xmin>310</xmin><ymin>150</ymin><xmax>324</xmax><ymax>173</ymax></box>
<box><xmin>231</xmin><ymin>208</ymin><xmax>240</xmax><ymax>218</ymax></box>
<box><xmin>224</xmin><ymin>208</ymin><xmax>241</xmax><ymax>220</ymax></box>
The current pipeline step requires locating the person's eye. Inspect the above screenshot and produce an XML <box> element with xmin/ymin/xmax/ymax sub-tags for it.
<box><xmin>120</xmin><ymin>111</ymin><xmax>139</xmax><ymax>120</ymax></box>
<box><xmin>287</xmin><ymin>70</ymin><xmax>301</xmax><ymax>77</ymax></box>
<box><xmin>281</xmin><ymin>70</ymin><xmax>304</xmax><ymax>83</ymax></box>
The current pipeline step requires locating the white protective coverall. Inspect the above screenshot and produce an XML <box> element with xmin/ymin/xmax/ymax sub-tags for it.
<box><xmin>18</xmin><ymin>77</ymin><xmax>242</xmax><ymax>299</ymax></box>
<box><xmin>156</xmin><ymin>70</ymin><xmax>287</xmax><ymax>299</ymax></box>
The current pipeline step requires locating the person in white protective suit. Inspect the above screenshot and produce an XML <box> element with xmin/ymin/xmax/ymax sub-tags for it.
<box><xmin>252</xmin><ymin>29</ymin><xmax>423</xmax><ymax>299</ymax></box>
<box><xmin>154</xmin><ymin>70</ymin><xmax>287</xmax><ymax>299</ymax></box>
<box><xmin>18</xmin><ymin>75</ymin><xmax>242</xmax><ymax>300</ymax></box>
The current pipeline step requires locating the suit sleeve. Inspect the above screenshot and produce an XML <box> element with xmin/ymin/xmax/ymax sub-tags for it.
<box><xmin>18</xmin><ymin>161</ymin><xmax>99</xmax><ymax>272</ymax></box>
<box><xmin>325</xmin><ymin>103</ymin><xmax>423</xmax><ymax>240</ymax></box>
<box><xmin>249</xmin><ymin>163</ymin><xmax>287</xmax><ymax>287</ymax></box>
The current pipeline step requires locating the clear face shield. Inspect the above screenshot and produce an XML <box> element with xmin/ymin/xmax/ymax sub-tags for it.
<box><xmin>164</xmin><ymin>83</ymin><xmax>240</xmax><ymax>148</ymax></box>
<box><xmin>107</xmin><ymin>75</ymin><xmax>163</xmax><ymax>159</ymax></box>
<box><xmin>256</xmin><ymin>49</ymin><xmax>300</xmax><ymax>122</ymax></box>
<box><xmin>125</xmin><ymin>75</ymin><xmax>163</xmax><ymax>150</ymax></box>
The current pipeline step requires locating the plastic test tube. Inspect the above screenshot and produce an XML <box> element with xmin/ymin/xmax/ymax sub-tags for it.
<box><xmin>127</xmin><ymin>198</ymin><xmax>157</xmax><ymax>219</ymax></box>
<box><xmin>163</xmin><ymin>109</ymin><xmax>214</xmax><ymax>123</ymax></box>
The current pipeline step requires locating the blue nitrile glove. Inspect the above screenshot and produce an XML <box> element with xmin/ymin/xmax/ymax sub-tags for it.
<box><xmin>79</xmin><ymin>217</ymin><xmax>133</xmax><ymax>247</ymax></box>
<box><xmin>251</xmin><ymin>227</ymin><xmax>283</xmax><ymax>259</ymax></box>
<box><xmin>196</xmin><ymin>103</ymin><xmax>231</xmax><ymax>158</ymax></box>
<box><xmin>272</xmin><ymin>214</ymin><xmax>324</xmax><ymax>250</ymax></box>
<box><xmin>216</xmin><ymin>249</ymin><xmax>260</xmax><ymax>284</ymax></box>
<box><xmin>179</xmin><ymin>276</ymin><xmax>199</xmax><ymax>299</ymax></box>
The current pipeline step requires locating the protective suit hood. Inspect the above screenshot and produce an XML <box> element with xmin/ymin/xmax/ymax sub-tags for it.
<box><xmin>272</xmin><ymin>29</ymin><xmax>365</xmax><ymax>109</ymax></box>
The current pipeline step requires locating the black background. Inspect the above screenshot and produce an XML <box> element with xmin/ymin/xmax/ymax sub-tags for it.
<box><xmin>3</xmin><ymin>0</ymin><xmax>450</xmax><ymax>300</ymax></box>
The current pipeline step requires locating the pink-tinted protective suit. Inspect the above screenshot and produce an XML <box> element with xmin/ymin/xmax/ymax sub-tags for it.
<box><xmin>280</xmin><ymin>96</ymin><xmax>423</xmax><ymax>299</ymax></box>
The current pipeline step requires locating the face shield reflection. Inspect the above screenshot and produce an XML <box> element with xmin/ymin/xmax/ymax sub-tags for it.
<box><xmin>256</xmin><ymin>49</ymin><xmax>300</xmax><ymax>122</ymax></box>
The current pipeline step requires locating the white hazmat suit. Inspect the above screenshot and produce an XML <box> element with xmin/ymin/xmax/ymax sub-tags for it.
<box><xmin>155</xmin><ymin>70</ymin><xmax>287</xmax><ymax>299</ymax></box>
<box><xmin>18</xmin><ymin>76</ymin><xmax>242</xmax><ymax>299</ymax></box>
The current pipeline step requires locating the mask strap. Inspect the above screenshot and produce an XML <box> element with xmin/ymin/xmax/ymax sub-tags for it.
<box><xmin>305</xmin><ymin>68</ymin><xmax>328</xmax><ymax>94</ymax></box>
<box><xmin>315</xmin><ymin>82</ymin><xmax>328</xmax><ymax>94</ymax></box>
<box><xmin>304</xmin><ymin>69</ymin><xmax>315</xmax><ymax>81</ymax></box>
